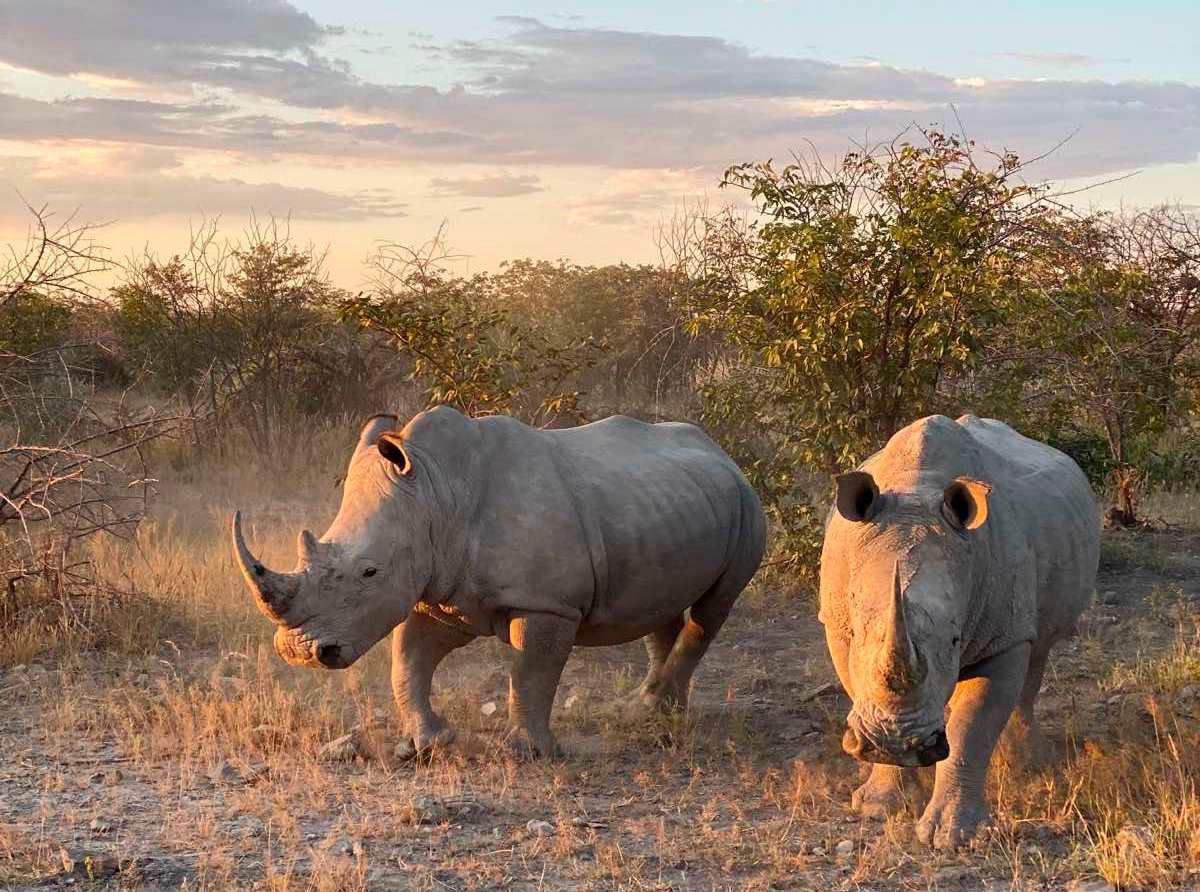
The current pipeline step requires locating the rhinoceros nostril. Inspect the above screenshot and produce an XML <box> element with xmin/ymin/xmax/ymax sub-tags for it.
<box><xmin>316</xmin><ymin>643</ymin><xmax>342</xmax><ymax>668</ymax></box>
<box><xmin>916</xmin><ymin>730</ymin><xmax>950</xmax><ymax>765</ymax></box>
<box><xmin>842</xmin><ymin>725</ymin><xmax>869</xmax><ymax>759</ymax></box>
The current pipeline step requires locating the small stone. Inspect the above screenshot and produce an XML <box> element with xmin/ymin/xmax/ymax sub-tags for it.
<box><xmin>834</xmin><ymin>839</ymin><xmax>854</xmax><ymax>856</ymax></box>
<box><xmin>570</xmin><ymin>817</ymin><xmax>608</xmax><ymax>829</ymax></box>
<box><xmin>319</xmin><ymin>731</ymin><xmax>362</xmax><ymax>762</ymax></box>
<box><xmin>208</xmin><ymin>760</ymin><xmax>241</xmax><ymax>785</ymax></box>
<box><xmin>1099</xmin><ymin>590</ymin><xmax>1120</xmax><ymax>606</ymax></box>
<box><xmin>88</xmin><ymin>816</ymin><xmax>115</xmax><ymax>834</ymax></box>
<box><xmin>405</xmin><ymin>794</ymin><xmax>450</xmax><ymax>825</ymax></box>
<box><xmin>563</xmin><ymin>694</ymin><xmax>579</xmax><ymax>710</ymax></box>
<box><xmin>326</xmin><ymin>836</ymin><xmax>364</xmax><ymax>856</ymax></box>
<box><xmin>526</xmin><ymin>819</ymin><xmax>555</xmax><ymax>835</ymax></box>
<box><xmin>811</xmin><ymin>846</ymin><xmax>826</xmax><ymax>857</ymax></box>
<box><xmin>481</xmin><ymin>701</ymin><xmax>499</xmax><ymax>717</ymax></box>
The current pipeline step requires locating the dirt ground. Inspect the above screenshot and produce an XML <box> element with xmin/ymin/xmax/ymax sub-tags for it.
<box><xmin>2</xmin><ymin>507</ymin><xmax>1200</xmax><ymax>890</ymax></box>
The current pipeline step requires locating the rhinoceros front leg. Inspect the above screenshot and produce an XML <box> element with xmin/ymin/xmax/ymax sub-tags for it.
<box><xmin>853</xmin><ymin>764</ymin><xmax>914</xmax><ymax>818</ymax></box>
<box><xmin>917</xmin><ymin>643</ymin><xmax>1030</xmax><ymax>849</ymax></box>
<box><xmin>505</xmin><ymin>611</ymin><xmax>577</xmax><ymax>759</ymax></box>
<box><xmin>391</xmin><ymin>610</ymin><xmax>474</xmax><ymax>759</ymax></box>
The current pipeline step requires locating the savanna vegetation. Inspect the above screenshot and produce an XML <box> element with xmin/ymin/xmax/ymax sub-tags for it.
<box><xmin>2</xmin><ymin>129</ymin><xmax>1200</xmax><ymax>890</ymax></box>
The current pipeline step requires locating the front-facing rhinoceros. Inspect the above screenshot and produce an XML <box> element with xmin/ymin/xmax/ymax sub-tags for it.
<box><xmin>233</xmin><ymin>406</ymin><xmax>766</xmax><ymax>757</ymax></box>
<box><xmin>819</xmin><ymin>414</ymin><xmax>1098</xmax><ymax>848</ymax></box>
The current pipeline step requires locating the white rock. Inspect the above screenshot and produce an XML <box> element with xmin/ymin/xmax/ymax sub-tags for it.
<box><xmin>563</xmin><ymin>694</ymin><xmax>579</xmax><ymax>710</ymax></box>
<box><xmin>526</xmin><ymin>819</ymin><xmax>555</xmax><ymax>835</ymax></box>
<box><xmin>834</xmin><ymin>839</ymin><xmax>854</xmax><ymax>856</ymax></box>
<box><xmin>481</xmin><ymin>701</ymin><xmax>499</xmax><ymax>717</ymax></box>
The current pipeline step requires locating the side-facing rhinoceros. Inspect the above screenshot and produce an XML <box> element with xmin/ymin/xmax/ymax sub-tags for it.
<box><xmin>818</xmin><ymin>414</ymin><xmax>1098</xmax><ymax>848</ymax></box>
<box><xmin>233</xmin><ymin>406</ymin><xmax>766</xmax><ymax>758</ymax></box>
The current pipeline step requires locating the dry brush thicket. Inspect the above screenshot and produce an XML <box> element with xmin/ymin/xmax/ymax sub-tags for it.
<box><xmin>1</xmin><ymin>132</ymin><xmax>1200</xmax><ymax>889</ymax></box>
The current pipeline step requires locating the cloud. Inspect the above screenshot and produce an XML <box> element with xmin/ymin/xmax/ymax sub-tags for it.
<box><xmin>0</xmin><ymin>149</ymin><xmax>407</xmax><ymax>223</ymax></box>
<box><xmin>566</xmin><ymin>169</ymin><xmax>711</xmax><ymax>227</ymax></box>
<box><xmin>0</xmin><ymin>7</ymin><xmax>1197</xmax><ymax>212</ymax></box>
<box><xmin>429</xmin><ymin>172</ymin><xmax>543</xmax><ymax>198</ymax></box>
<box><xmin>0</xmin><ymin>1</ymin><xmax>330</xmax><ymax>83</ymax></box>
<box><xmin>996</xmin><ymin>52</ymin><xmax>1115</xmax><ymax>69</ymax></box>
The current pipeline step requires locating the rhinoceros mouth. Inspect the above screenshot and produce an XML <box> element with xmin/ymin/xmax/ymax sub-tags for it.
<box><xmin>272</xmin><ymin>626</ymin><xmax>349</xmax><ymax>669</ymax></box>
<box><xmin>843</xmin><ymin>709</ymin><xmax>948</xmax><ymax>766</ymax></box>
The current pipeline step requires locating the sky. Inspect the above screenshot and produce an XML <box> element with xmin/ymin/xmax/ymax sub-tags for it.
<box><xmin>1</xmin><ymin>1</ymin><xmax>1198</xmax><ymax>284</ymax></box>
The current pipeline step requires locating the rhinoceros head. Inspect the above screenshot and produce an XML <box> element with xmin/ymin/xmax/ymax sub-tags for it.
<box><xmin>832</xmin><ymin>469</ymin><xmax>992</xmax><ymax>767</ymax></box>
<box><xmin>231</xmin><ymin>414</ymin><xmax>434</xmax><ymax>670</ymax></box>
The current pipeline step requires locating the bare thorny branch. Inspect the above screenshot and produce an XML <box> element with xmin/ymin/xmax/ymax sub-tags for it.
<box><xmin>0</xmin><ymin>203</ymin><xmax>187</xmax><ymax>608</ymax></box>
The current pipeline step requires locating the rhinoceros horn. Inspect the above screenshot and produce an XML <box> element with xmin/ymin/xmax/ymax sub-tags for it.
<box><xmin>232</xmin><ymin>511</ymin><xmax>300</xmax><ymax>624</ymax></box>
<box><xmin>879</xmin><ymin>561</ymin><xmax>924</xmax><ymax>692</ymax></box>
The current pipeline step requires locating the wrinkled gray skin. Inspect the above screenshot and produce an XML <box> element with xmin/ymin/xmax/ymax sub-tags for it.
<box><xmin>234</xmin><ymin>406</ymin><xmax>766</xmax><ymax>758</ymax></box>
<box><xmin>819</xmin><ymin>415</ymin><xmax>1099</xmax><ymax>849</ymax></box>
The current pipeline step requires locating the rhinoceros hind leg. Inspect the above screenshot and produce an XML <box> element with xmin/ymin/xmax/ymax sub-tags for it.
<box><xmin>852</xmin><ymin>764</ymin><xmax>914</xmax><ymax>818</ymax></box>
<box><xmin>649</xmin><ymin>576</ymin><xmax>742</xmax><ymax>711</ymax></box>
<box><xmin>505</xmin><ymin>611</ymin><xmax>577</xmax><ymax>759</ymax></box>
<box><xmin>917</xmin><ymin>643</ymin><xmax>1029</xmax><ymax>849</ymax></box>
<box><xmin>999</xmin><ymin>637</ymin><xmax>1054</xmax><ymax>772</ymax></box>
<box><xmin>633</xmin><ymin>614</ymin><xmax>688</xmax><ymax>711</ymax></box>
<box><xmin>392</xmin><ymin>611</ymin><xmax>474</xmax><ymax>757</ymax></box>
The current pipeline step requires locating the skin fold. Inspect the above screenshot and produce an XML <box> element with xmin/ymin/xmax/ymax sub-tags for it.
<box><xmin>234</xmin><ymin>407</ymin><xmax>767</xmax><ymax>758</ymax></box>
<box><xmin>818</xmin><ymin>415</ymin><xmax>1100</xmax><ymax>849</ymax></box>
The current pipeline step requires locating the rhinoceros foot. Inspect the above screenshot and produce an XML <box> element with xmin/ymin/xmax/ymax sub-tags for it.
<box><xmin>629</xmin><ymin>679</ymin><xmax>688</xmax><ymax>718</ymax></box>
<box><xmin>395</xmin><ymin>724</ymin><xmax>456</xmax><ymax>761</ymax></box>
<box><xmin>851</xmin><ymin>769</ymin><xmax>913</xmax><ymax>819</ymax></box>
<box><xmin>503</xmin><ymin>727</ymin><xmax>562</xmax><ymax>761</ymax></box>
<box><xmin>916</xmin><ymin>790</ymin><xmax>990</xmax><ymax>849</ymax></box>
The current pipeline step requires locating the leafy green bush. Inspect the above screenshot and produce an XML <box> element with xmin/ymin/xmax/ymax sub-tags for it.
<box><xmin>0</xmin><ymin>290</ymin><xmax>73</xmax><ymax>356</ymax></box>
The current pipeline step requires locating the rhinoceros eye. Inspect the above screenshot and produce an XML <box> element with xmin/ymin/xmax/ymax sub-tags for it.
<box><xmin>362</xmin><ymin>567</ymin><xmax>377</xmax><ymax>578</ymax></box>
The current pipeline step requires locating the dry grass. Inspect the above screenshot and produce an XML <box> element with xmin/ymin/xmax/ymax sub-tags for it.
<box><xmin>3</xmin><ymin>436</ymin><xmax>1200</xmax><ymax>888</ymax></box>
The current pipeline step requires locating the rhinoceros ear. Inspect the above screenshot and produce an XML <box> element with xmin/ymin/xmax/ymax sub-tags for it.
<box><xmin>943</xmin><ymin>477</ymin><xmax>991</xmax><ymax>531</ymax></box>
<box><xmin>377</xmin><ymin>432</ymin><xmax>412</xmax><ymax>476</ymax></box>
<box><xmin>834</xmin><ymin>471</ymin><xmax>880</xmax><ymax>522</ymax></box>
<box><xmin>357</xmin><ymin>414</ymin><xmax>397</xmax><ymax>452</ymax></box>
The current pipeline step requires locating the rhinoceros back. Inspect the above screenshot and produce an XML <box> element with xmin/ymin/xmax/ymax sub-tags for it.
<box><xmin>955</xmin><ymin>414</ymin><xmax>1099</xmax><ymax>646</ymax></box>
<box><xmin>548</xmin><ymin>416</ymin><xmax>766</xmax><ymax>630</ymax></box>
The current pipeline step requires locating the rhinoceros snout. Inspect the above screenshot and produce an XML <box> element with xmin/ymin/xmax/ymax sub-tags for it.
<box><xmin>315</xmin><ymin>643</ymin><xmax>346</xmax><ymax>669</ymax></box>
<box><xmin>843</xmin><ymin>723</ymin><xmax>948</xmax><ymax>767</ymax></box>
